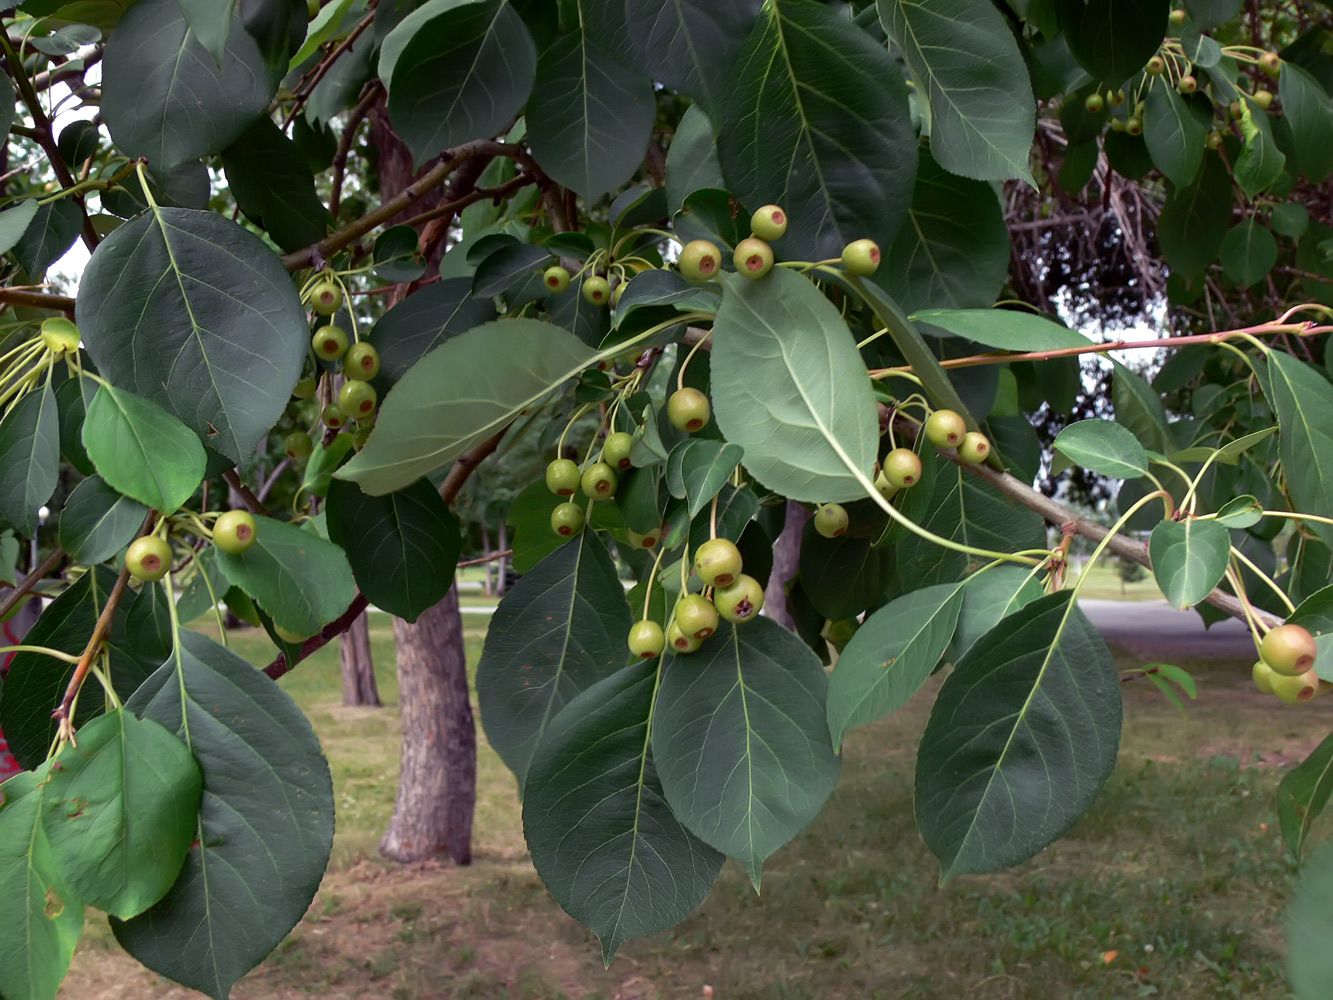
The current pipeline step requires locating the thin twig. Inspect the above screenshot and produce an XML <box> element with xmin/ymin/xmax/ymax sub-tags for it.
<box><xmin>282</xmin><ymin>11</ymin><xmax>376</xmax><ymax>128</ymax></box>
<box><xmin>224</xmin><ymin>470</ymin><xmax>271</xmax><ymax>517</ymax></box>
<box><xmin>457</xmin><ymin>549</ymin><xmax>513</xmax><ymax>568</ymax></box>
<box><xmin>0</xmin><ymin>547</ymin><xmax>66</xmax><ymax>620</ymax></box>
<box><xmin>329</xmin><ymin>85</ymin><xmax>380</xmax><ymax>221</ymax></box>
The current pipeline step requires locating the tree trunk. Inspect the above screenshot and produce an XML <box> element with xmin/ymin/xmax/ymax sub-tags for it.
<box><xmin>339</xmin><ymin>611</ymin><xmax>381</xmax><ymax>707</ymax></box>
<box><xmin>763</xmin><ymin>501</ymin><xmax>810</xmax><ymax>630</ymax></box>
<box><xmin>480</xmin><ymin>519</ymin><xmax>493</xmax><ymax>596</ymax></box>
<box><xmin>379</xmin><ymin>585</ymin><xmax>475</xmax><ymax>865</ymax></box>
<box><xmin>497</xmin><ymin>517</ymin><xmax>509</xmax><ymax>596</ymax></box>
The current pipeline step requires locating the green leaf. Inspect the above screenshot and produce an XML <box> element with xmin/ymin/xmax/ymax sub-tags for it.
<box><xmin>653</xmin><ymin>617</ymin><xmax>839</xmax><ymax>886</ymax></box>
<box><xmin>220</xmin><ymin>117</ymin><xmax>330</xmax><ymax>254</ymax></box>
<box><xmin>383</xmin><ymin>0</ymin><xmax>537</xmax><ymax>165</ymax></box>
<box><xmin>0</xmin><ymin>199</ymin><xmax>40</xmax><ymax>256</ymax></box>
<box><xmin>1156</xmin><ymin>152</ymin><xmax>1233</xmax><ymax>280</ymax></box>
<box><xmin>581</xmin><ymin>0</ymin><xmax>761</xmax><ymax>121</ymax></box>
<box><xmin>1182</xmin><ymin>0</ymin><xmax>1240</xmax><ymax>29</ymax></box>
<box><xmin>0</xmin><ymin>568</ymin><xmax>162</xmax><ymax>770</ymax></box>
<box><xmin>1213</xmin><ymin>494</ymin><xmax>1263</xmax><ymax>528</ymax></box>
<box><xmin>1054</xmin><ymin>419</ymin><xmax>1149</xmax><ymax>478</ymax></box>
<box><xmin>952</xmin><ymin>564</ymin><xmax>1045</xmax><ymax>661</ymax></box>
<box><xmin>665</xmin><ymin>439</ymin><xmax>745</xmax><ymax>519</ymax></box>
<box><xmin>914</xmin><ymin>308</ymin><xmax>1090</xmax><ymax>351</ymax></box>
<box><xmin>58</xmin><ymin>475</ymin><xmax>150</xmax><ymax>565</ymax></box>
<box><xmin>1273</xmin><ymin>202</ymin><xmax>1311</xmax><ymax>239</ymax></box>
<box><xmin>476</xmin><ymin>530</ymin><xmax>633</xmax><ymax>788</ymax></box>
<box><xmin>1267</xmin><ymin>351</ymin><xmax>1333</xmax><ymax>552</ymax></box>
<box><xmin>505</xmin><ymin>480</ymin><xmax>565</xmax><ymax>574</ymax></box>
<box><xmin>471</xmin><ymin>243</ymin><xmax>552</xmax><ymax>298</ymax></box>
<box><xmin>114</xmin><ymin>630</ymin><xmax>334</xmax><ymax>1000</ymax></box>
<box><xmin>41</xmin><ymin>708</ymin><xmax>200</xmax><ymax>920</ymax></box>
<box><xmin>1148</xmin><ymin>517</ymin><xmax>1231</xmax><ymax>609</ymax></box>
<box><xmin>287</xmin><ymin>0</ymin><xmax>357</xmax><ymax>71</ymax></box>
<box><xmin>1278</xmin><ymin>731</ymin><xmax>1333</xmax><ymax>859</ymax></box>
<box><xmin>1234</xmin><ymin>100</ymin><xmax>1287</xmax><ymax>199</ymax></box>
<box><xmin>338</xmin><ymin>319</ymin><xmax>598</xmax><ymax>495</ymax></box>
<box><xmin>1057</xmin><ymin>0</ymin><xmax>1168</xmax><ymax>83</ymax></box>
<box><xmin>0</xmin><ymin>382</ymin><xmax>58</xmax><ymax>535</ymax></box>
<box><xmin>213</xmin><ymin>518</ymin><xmax>355</xmax><ymax>635</ymax></box>
<box><xmin>368</xmin><ymin>278</ymin><xmax>498</xmax><ymax>388</ymax></box>
<box><xmin>1287</xmin><ymin>844</ymin><xmax>1333</xmax><ymax>999</ymax></box>
<box><xmin>1112</xmin><ymin>361</ymin><xmax>1170</xmax><ymax>454</ymax></box>
<box><xmin>878</xmin><ymin>0</ymin><xmax>1035</xmax><ymax>183</ymax></box>
<box><xmin>798</xmin><ymin>523</ymin><xmax>896</xmax><ymax>622</ymax></box>
<box><xmin>0</xmin><ymin>765</ymin><xmax>85</xmax><ymax>1000</ymax></box>
<box><xmin>176</xmin><ymin>0</ymin><xmax>235</xmax><ymax>67</ymax></box>
<box><xmin>101</xmin><ymin>0</ymin><xmax>276</xmax><ymax>170</ymax></box>
<box><xmin>371</xmin><ymin>225</ymin><xmax>425</xmax><ymax>283</ymax></box>
<box><xmin>915</xmin><ymin>592</ymin><xmax>1122</xmax><ymax>879</ymax></box>
<box><xmin>325</xmin><ymin>478</ymin><xmax>461</xmax><ymax>623</ymax></box>
<box><xmin>12</xmin><ymin>200</ymin><xmax>81</xmax><ymax>278</ymax></box>
<box><xmin>1143</xmin><ymin>79</ymin><xmax>1207</xmax><ymax>187</ymax></box>
<box><xmin>826</xmin><ymin>582</ymin><xmax>964</xmax><ymax>749</ymax></box>
<box><xmin>76</xmin><ymin>207</ymin><xmax>308</xmax><ymax>467</ymax></box>
<box><xmin>1219</xmin><ymin>217</ymin><xmax>1278</xmax><ymax>286</ymax></box>
<box><xmin>81</xmin><ymin>384</ymin><xmax>206</xmax><ymax>514</ymax></box>
<box><xmin>709</xmin><ymin>268</ymin><xmax>878</xmax><ymax>503</ymax></box>
<box><xmin>1281</xmin><ymin>63</ymin><xmax>1333</xmax><ymax>184</ymax></box>
<box><xmin>297</xmin><ymin>432</ymin><xmax>355</xmax><ymax>501</ymax></box>
<box><xmin>665</xmin><ymin>104</ymin><xmax>723</xmax><ymax>211</ymax></box>
<box><xmin>522</xmin><ymin>661</ymin><xmax>724</xmax><ymax>963</ymax></box>
<box><xmin>715</xmin><ymin>0</ymin><xmax>917</xmax><ymax>261</ymax></box>
<box><xmin>526</xmin><ymin>28</ymin><xmax>655</xmax><ymax>200</ymax></box>
<box><xmin>873</xmin><ymin>148</ymin><xmax>1011</xmax><ymax>312</ymax></box>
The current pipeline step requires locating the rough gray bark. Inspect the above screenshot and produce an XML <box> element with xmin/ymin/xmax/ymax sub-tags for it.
<box><xmin>763</xmin><ymin>501</ymin><xmax>810</xmax><ymax>630</ymax></box>
<box><xmin>480</xmin><ymin>519</ymin><xmax>493</xmax><ymax>596</ymax></box>
<box><xmin>379</xmin><ymin>585</ymin><xmax>476</xmax><ymax>864</ymax></box>
<box><xmin>496</xmin><ymin>517</ymin><xmax>509</xmax><ymax>596</ymax></box>
<box><xmin>339</xmin><ymin>611</ymin><xmax>381</xmax><ymax>707</ymax></box>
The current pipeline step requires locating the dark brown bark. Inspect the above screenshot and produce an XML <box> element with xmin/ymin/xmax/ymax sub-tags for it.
<box><xmin>763</xmin><ymin>502</ymin><xmax>810</xmax><ymax>630</ymax></box>
<box><xmin>379</xmin><ymin>585</ymin><xmax>475</xmax><ymax>865</ymax></box>
<box><xmin>339</xmin><ymin>611</ymin><xmax>381</xmax><ymax>707</ymax></box>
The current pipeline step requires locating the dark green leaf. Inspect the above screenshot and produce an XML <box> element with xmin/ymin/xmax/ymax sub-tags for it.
<box><xmin>1278</xmin><ymin>731</ymin><xmax>1333</xmax><ymax>859</ymax></box>
<box><xmin>59</xmin><ymin>475</ymin><xmax>150</xmax><ymax>565</ymax></box>
<box><xmin>665</xmin><ymin>439</ymin><xmax>745</xmax><ymax>519</ymax></box>
<box><xmin>798</xmin><ymin>523</ymin><xmax>896</xmax><ymax>622</ymax></box>
<box><xmin>952</xmin><ymin>564</ymin><xmax>1045</xmax><ymax>661</ymax></box>
<box><xmin>1268</xmin><ymin>351</ymin><xmax>1333</xmax><ymax>552</ymax></box>
<box><xmin>0</xmin><ymin>199</ymin><xmax>40</xmax><ymax>256</ymax></box>
<box><xmin>102</xmin><ymin>0</ymin><xmax>276</xmax><ymax>170</ymax></box>
<box><xmin>665</xmin><ymin>104</ymin><xmax>724</xmax><ymax>210</ymax></box>
<box><xmin>710</xmin><ymin>269</ymin><xmax>878</xmax><ymax>503</ymax></box>
<box><xmin>1287</xmin><ymin>844</ymin><xmax>1333</xmax><ymax>999</ymax></box>
<box><xmin>1143</xmin><ymin>79</ymin><xmax>1207</xmax><ymax>187</ymax></box>
<box><xmin>522</xmin><ymin>661</ymin><xmax>723</xmax><ymax>962</ymax></box>
<box><xmin>76</xmin><ymin>207</ymin><xmax>308</xmax><ymax>466</ymax></box>
<box><xmin>653</xmin><ymin>617</ymin><xmax>840</xmax><ymax>886</ymax></box>
<box><xmin>114</xmin><ymin>631</ymin><xmax>334</xmax><ymax>1000</ymax></box>
<box><xmin>1112</xmin><ymin>360</ymin><xmax>1170</xmax><ymax>454</ymax></box>
<box><xmin>297</xmin><ymin>432</ymin><xmax>355</xmax><ymax>501</ymax></box>
<box><xmin>1156</xmin><ymin>151</ymin><xmax>1233</xmax><ymax>280</ymax></box>
<box><xmin>472</xmin><ymin>243</ymin><xmax>552</xmax><ymax>298</ymax></box>
<box><xmin>1220</xmin><ymin>217</ymin><xmax>1278</xmax><ymax>286</ymax></box>
<box><xmin>915</xmin><ymin>592</ymin><xmax>1122</xmax><ymax>879</ymax></box>
<box><xmin>476</xmin><ymin>530</ymin><xmax>633</xmax><ymax>788</ymax></box>
<box><xmin>371</xmin><ymin>225</ymin><xmax>425</xmax><ymax>282</ymax></box>
<box><xmin>1235</xmin><ymin>101</ymin><xmax>1287</xmax><ymax>199</ymax></box>
<box><xmin>1182</xmin><ymin>0</ymin><xmax>1240</xmax><ymax>29</ymax></box>
<box><xmin>1148</xmin><ymin>517</ymin><xmax>1230</xmax><ymax>609</ymax></box>
<box><xmin>0</xmin><ymin>382</ymin><xmax>58</xmax><ymax>535</ymax></box>
<box><xmin>1280</xmin><ymin>63</ymin><xmax>1333</xmax><ymax>183</ymax></box>
<box><xmin>12</xmin><ymin>199</ymin><xmax>81</xmax><ymax>278</ymax></box>
<box><xmin>368</xmin><ymin>277</ymin><xmax>498</xmax><ymax>388</ymax></box>
<box><xmin>879</xmin><ymin>0</ymin><xmax>1035</xmax><ymax>182</ymax></box>
<box><xmin>287</xmin><ymin>0</ymin><xmax>358</xmax><ymax>71</ymax></box>
<box><xmin>826</xmin><ymin>582</ymin><xmax>964</xmax><ymax>748</ymax></box>
<box><xmin>1054</xmin><ymin>418</ymin><xmax>1150</xmax><ymax>478</ymax></box>
<box><xmin>915</xmin><ymin>308</ymin><xmax>1090</xmax><ymax>351</ymax></box>
<box><xmin>1213</xmin><ymin>494</ymin><xmax>1263</xmax><ymax>528</ymax></box>
<box><xmin>325</xmin><ymin>478</ymin><xmax>461</xmax><ymax>623</ymax></box>
<box><xmin>716</xmin><ymin>0</ymin><xmax>917</xmax><ymax>261</ymax></box>
<box><xmin>57</xmin><ymin>120</ymin><xmax>100</xmax><ymax>168</ymax></box>
<box><xmin>1058</xmin><ymin>0</ymin><xmax>1168</xmax><ymax>83</ymax></box>
<box><xmin>176</xmin><ymin>0</ymin><xmax>236</xmax><ymax>66</ymax></box>
<box><xmin>82</xmin><ymin>384</ymin><xmax>206</xmax><ymax>514</ymax></box>
<box><xmin>100</xmin><ymin>162</ymin><xmax>212</xmax><ymax>219</ymax></box>
<box><xmin>221</xmin><ymin>117</ymin><xmax>329</xmax><ymax>253</ymax></box>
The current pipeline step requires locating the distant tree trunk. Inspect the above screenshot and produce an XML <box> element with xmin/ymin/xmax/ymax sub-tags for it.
<box><xmin>497</xmin><ymin>517</ymin><xmax>509</xmax><ymax>596</ymax></box>
<box><xmin>480</xmin><ymin>519</ymin><xmax>493</xmax><ymax>596</ymax></box>
<box><xmin>764</xmin><ymin>502</ymin><xmax>810</xmax><ymax>630</ymax></box>
<box><xmin>339</xmin><ymin>611</ymin><xmax>381</xmax><ymax>707</ymax></box>
<box><xmin>379</xmin><ymin>585</ymin><xmax>475</xmax><ymax>864</ymax></box>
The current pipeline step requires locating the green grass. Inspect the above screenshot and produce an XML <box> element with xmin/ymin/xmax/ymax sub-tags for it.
<box><xmin>1069</xmin><ymin>561</ymin><xmax>1164</xmax><ymax>601</ymax></box>
<box><xmin>63</xmin><ymin>620</ymin><xmax>1328</xmax><ymax>999</ymax></box>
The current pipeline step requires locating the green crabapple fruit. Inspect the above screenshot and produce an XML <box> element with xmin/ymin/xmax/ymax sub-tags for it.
<box><xmin>344</xmin><ymin>342</ymin><xmax>380</xmax><ymax>380</ymax></box>
<box><xmin>285</xmin><ymin>431</ymin><xmax>314</xmax><ymax>459</ymax></box>
<box><xmin>627</xmin><ymin>528</ymin><xmax>660</xmax><ymax>549</ymax></box>
<box><xmin>581</xmin><ymin>461</ymin><xmax>618</xmax><ymax>500</ymax></box>
<box><xmin>550</xmin><ymin>502</ymin><xmax>586</xmax><ymax>537</ymax></box>
<box><xmin>40</xmin><ymin>317</ymin><xmax>81</xmax><ymax>353</ymax></box>
<box><xmin>667</xmin><ymin>620</ymin><xmax>702</xmax><ymax>653</ymax></box>
<box><xmin>1260</xmin><ymin>623</ymin><xmax>1318</xmax><ymax>676</ymax></box>
<box><xmin>310</xmin><ymin>279</ymin><xmax>343</xmax><ymax>315</ymax></box>
<box><xmin>337</xmin><ymin>380</ymin><xmax>378</xmax><ymax>420</ymax></box>
<box><xmin>603</xmin><ymin>431</ymin><xmax>634</xmax><ymax>470</ymax></box>
<box><xmin>1146</xmin><ymin>56</ymin><xmax>1165</xmax><ymax>75</ymax></box>
<box><xmin>126</xmin><ymin>535</ymin><xmax>172</xmax><ymax>582</ymax></box>
<box><xmin>873</xmin><ymin>469</ymin><xmax>900</xmax><ymax>502</ymax></box>
<box><xmin>1271</xmin><ymin>668</ymin><xmax>1319</xmax><ymax>705</ymax></box>
<box><xmin>733</xmin><ymin>237</ymin><xmax>774</xmax><ymax>279</ymax></box>
<box><xmin>694</xmin><ymin>537</ymin><xmax>743</xmax><ymax>588</ymax></box>
<box><xmin>352</xmin><ymin>427</ymin><xmax>372</xmax><ymax>450</ymax></box>
<box><xmin>1259</xmin><ymin>52</ymin><xmax>1281</xmax><ymax>77</ymax></box>
<box><xmin>545</xmin><ymin>459</ymin><xmax>581</xmax><ymax>496</ymax></box>
<box><xmin>214</xmin><ymin>510</ymin><xmax>259</xmax><ymax>554</ymax></box>
<box><xmin>883</xmin><ymin>448</ymin><xmax>923</xmax><ymax>488</ymax></box>
<box><xmin>1206</xmin><ymin>131</ymin><xmax>1222</xmax><ymax>150</ymax></box>
<box><xmin>1254</xmin><ymin>89</ymin><xmax>1274</xmax><ymax>110</ymax></box>
<box><xmin>1252</xmin><ymin>660</ymin><xmax>1275</xmax><ymax>695</ymax></box>
<box><xmin>543</xmin><ymin>265</ymin><xmax>571</xmax><ymax>294</ymax></box>
<box><xmin>750</xmin><ymin>205</ymin><xmax>788</xmax><ymax>241</ymax></box>
<box><xmin>322</xmin><ymin>404</ymin><xmax>348</xmax><ymax>429</ymax></box>
<box><xmin>312</xmin><ymin>324</ymin><xmax>349</xmax><ymax>361</ymax></box>
<box><xmin>841</xmin><ymin>239</ymin><xmax>881</xmax><ymax>276</ymax></box>
<box><xmin>292</xmin><ymin>376</ymin><xmax>317</xmax><ymax>400</ymax></box>
<box><xmin>1169</xmin><ymin>8</ymin><xmax>1187</xmax><ymax>25</ymax></box>
<box><xmin>925</xmin><ymin>409</ymin><xmax>967</xmax><ymax>448</ymax></box>
<box><xmin>814</xmin><ymin>503</ymin><xmax>850</xmax><ymax>539</ymax></box>
<box><xmin>628</xmin><ymin>620</ymin><xmax>666</xmax><ymax>660</ymax></box>
<box><xmin>958</xmin><ymin>432</ymin><xmax>991</xmax><ymax>465</ymax></box>
<box><xmin>668</xmin><ymin>387</ymin><xmax>711</xmax><ymax>432</ymax></box>
<box><xmin>1125</xmin><ymin>117</ymin><xmax>1143</xmax><ymax>136</ymax></box>
<box><xmin>714</xmin><ymin>574</ymin><xmax>765</xmax><ymax>623</ymax></box>
<box><xmin>1109</xmin><ymin>89</ymin><xmax>1126</xmax><ymax>106</ymax></box>
<box><xmin>679</xmin><ymin>240</ymin><xmax>722</xmax><ymax>282</ymax></box>
<box><xmin>1178</xmin><ymin>75</ymin><xmax>1197</xmax><ymax>94</ymax></box>
<box><xmin>675</xmin><ymin>593</ymin><xmax>720</xmax><ymax>640</ymax></box>
<box><xmin>582</xmin><ymin>275</ymin><xmax>611</xmax><ymax>305</ymax></box>
<box><xmin>307</xmin><ymin>0</ymin><xmax>320</xmax><ymax>19</ymax></box>
<box><xmin>1084</xmin><ymin>93</ymin><xmax>1105</xmax><ymax>113</ymax></box>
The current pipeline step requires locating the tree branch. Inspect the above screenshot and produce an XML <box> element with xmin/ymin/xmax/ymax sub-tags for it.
<box><xmin>0</xmin><ymin>546</ymin><xmax>66</xmax><ymax>621</ymax></box>
<box><xmin>223</xmin><ymin>470</ymin><xmax>271</xmax><ymax>517</ymax></box>
<box><xmin>0</xmin><ymin>288</ymin><xmax>76</xmax><ymax>314</ymax></box>
<box><xmin>282</xmin><ymin>10</ymin><xmax>376</xmax><ymax>128</ymax></box>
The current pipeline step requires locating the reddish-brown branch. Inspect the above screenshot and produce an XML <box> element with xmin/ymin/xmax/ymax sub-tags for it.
<box><xmin>0</xmin><ymin>546</ymin><xmax>66</xmax><ymax>621</ymax></box>
<box><xmin>223</xmin><ymin>470</ymin><xmax>271</xmax><ymax>517</ymax></box>
<box><xmin>0</xmin><ymin>288</ymin><xmax>75</xmax><ymax>314</ymax></box>
<box><xmin>329</xmin><ymin>84</ymin><xmax>381</xmax><ymax>221</ymax></box>
<box><xmin>282</xmin><ymin>11</ymin><xmax>376</xmax><ymax>128</ymax></box>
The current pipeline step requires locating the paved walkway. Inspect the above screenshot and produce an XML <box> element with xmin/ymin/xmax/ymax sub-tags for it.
<box><xmin>1078</xmin><ymin>598</ymin><xmax>1255</xmax><ymax>659</ymax></box>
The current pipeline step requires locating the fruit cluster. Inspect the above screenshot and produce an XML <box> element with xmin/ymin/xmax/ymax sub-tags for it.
<box><xmin>124</xmin><ymin>509</ymin><xmax>259</xmax><ymax>582</ymax></box>
<box><xmin>1251</xmin><ymin>623</ymin><xmax>1328</xmax><ymax>704</ymax></box>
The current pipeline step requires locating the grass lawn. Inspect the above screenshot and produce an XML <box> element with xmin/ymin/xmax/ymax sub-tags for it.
<box><xmin>1067</xmin><ymin>561</ymin><xmax>1163</xmax><ymax>602</ymax></box>
<box><xmin>60</xmin><ymin>613</ymin><xmax>1327</xmax><ymax>1000</ymax></box>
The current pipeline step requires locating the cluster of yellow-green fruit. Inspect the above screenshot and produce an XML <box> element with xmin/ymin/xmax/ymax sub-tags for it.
<box><xmin>1251</xmin><ymin>623</ymin><xmax>1328</xmax><ymax>704</ymax></box>
<box><xmin>124</xmin><ymin>509</ymin><xmax>259</xmax><ymax>583</ymax></box>
<box><xmin>285</xmin><ymin>276</ymin><xmax>382</xmax><ymax>459</ymax></box>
